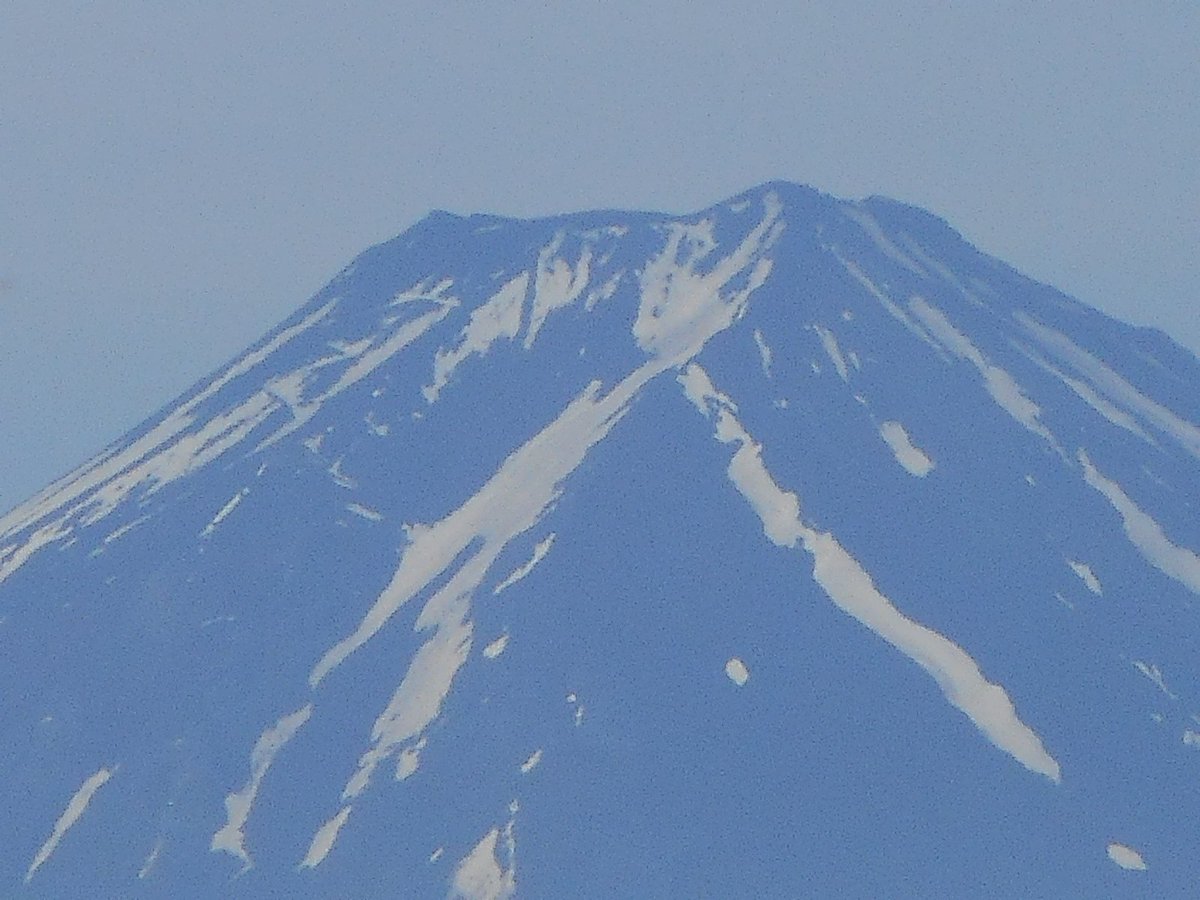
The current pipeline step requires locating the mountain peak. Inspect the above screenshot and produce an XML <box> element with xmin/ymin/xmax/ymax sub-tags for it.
<box><xmin>2</xmin><ymin>184</ymin><xmax>1199</xmax><ymax>896</ymax></box>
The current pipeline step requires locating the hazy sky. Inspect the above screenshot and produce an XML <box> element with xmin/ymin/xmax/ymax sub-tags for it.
<box><xmin>2</xmin><ymin>2</ymin><xmax>1197</xmax><ymax>512</ymax></box>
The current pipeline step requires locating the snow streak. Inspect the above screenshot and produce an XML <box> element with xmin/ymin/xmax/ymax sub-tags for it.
<box><xmin>1079</xmin><ymin>450</ymin><xmax>1200</xmax><ymax>595</ymax></box>
<box><xmin>295</xmin><ymin>195</ymin><xmax>785</xmax><ymax>866</ymax></box>
<box><xmin>681</xmin><ymin>363</ymin><xmax>1061</xmax><ymax>783</ymax></box>
<box><xmin>26</xmin><ymin>767</ymin><xmax>115</xmax><ymax>882</ymax></box>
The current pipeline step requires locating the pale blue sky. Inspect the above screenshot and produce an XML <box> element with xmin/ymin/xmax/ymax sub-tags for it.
<box><xmin>2</xmin><ymin>2</ymin><xmax>1197</xmax><ymax>512</ymax></box>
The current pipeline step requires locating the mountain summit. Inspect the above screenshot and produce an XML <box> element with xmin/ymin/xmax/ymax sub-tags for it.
<box><xmin>3</xmin><ymin>183</ymin><xmax>1199</xmax><ymax>897</ymax></box>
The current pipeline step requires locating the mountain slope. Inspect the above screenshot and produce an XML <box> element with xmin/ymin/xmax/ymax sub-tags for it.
<box><xmin>3</xmin><ymin>182</ymin><xmax>1199</xmax><ymax>897</ymax></box>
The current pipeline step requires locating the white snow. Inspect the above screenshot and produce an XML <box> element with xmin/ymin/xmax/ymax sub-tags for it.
<box><xmin>813</xmin><ymin>325</ymin><xmax>850</xmax><ymax>382</ymax></box>
<box><xmin>451</xmin><ymin>824</ymin><xmax>516</xmax><ymax>900</ymax></box>
<box><xmin>568</xmin><ymin>692</ymin><xmax>585</xmax><ymax>725</ymax></box>
<box><xmin>753</xmin><ymin>329</ymin><xmax>773</xmax><ymax>377</ymax></box>
<box><xmin>1017</xmin><ymin>342</ymin><xmax>1154</xmax><ymax>444</ymax></box>
<box><xmin>328</xmin><ymin>458</ymin><xmax>356</xmax><ymax>490</ymax></box>
<box><xmin>584</xmin><ymin>271</ymin><xmax>622</xmax><ymax>312</ymax></box>
<box><xmin>396</xmin><ymin>739</ymin><xmax>425</xmax><ymax>781</ymax></box>
<box><xmin>390</xmin><ymin>277</ymin><xmax>454</xmax><ymax>306</ymax></box>
<box><xmin>26</xmin><ymin>766</ymin><xmax>115</xmax><ymax>882</ymax></box>
<box><xmin>842</xmin><ymin>205</ymin><xmax>925</xmax><ymax>275</ymax></box>
<box><xmin>311</xmin><ymin>193</ymin><xmax>783</xmax><ymax>677</ymax></box>
<box><xmin>493</xmin><ymin>534</ymin><xmax>556</xmax><ymax>595</ymax></box>
<box><xmin>103</xmin><ymin>514</ymin><xmax>150</xmax><ymax>545</ymax></box>
<box><xmin>879</xmin><ymin>421</ymin><xmax>934</xmax><ymax>477</ymax></box>
<box><xmin>482</xmin><ymin>633</ymin><xmax>510</xmax><ymax>659</ymax></box>
<box><xmin>1183</xmin><ymin>730</ymin><xmax>1200</xmax><ymax>747</ymax></box>
<box><xmin>260</xmin><ymin>298</ymin><xmax>456</xmax><ymax>448</ymax></box>
<box><xmin>1019</xmin><ymin>313</ymin><xmax>1200</xmax><ymax>461</ymax></box>
<box><xmin>1079</xmin><ymin>450</ymin><xmax>1200</xmax><ymax>595</ymax></box>
<box><xmin>1106</xmin><ymin>843</ymin><xmax>1147</xmax><ymax>871</ymax></box>
<box><xmin>0</xmin><ymin>301</ymin><xmax>335</xmax><ymax>570</ymax></box>
<box><xmin>519</xmin><ymin>749</ymin><xmax>543</xmax><ymax>774</ymax></box>
<box><xmin>426</xmin><ymin>273</ymin><xmax>529</xmax><ymax>403</ymax></box>
<box><xmin>212</xmin><ymin>704</ymin><xmax>313</xmax><ymax>870</ymax></box>
<box><xmin>0</xmin><ymin>521</ymin><xmax>71</xmax><ymax>587</ymax></box>
<box><xmin>200</xmin><ymin>489</ymin><xmax>247</xmax><ymax>538</ymax></box>
<box><xmin>337</xmin><ymin>587</ymin><xmax>474</xmax><ymax>801</ymax></box>
<box><xmin>1133</xmin><ymin>661</ymin><xmax>1176</xmax><ymax>699</ymax></box>
<box><xmin>833</xmin><ymin>254</ymin><xmax>942</xmax><ymax>352</ymax></box>
<box><xmin>296</xmin><ymin>194</ymin><xmax>784</xmax><ymax>825</ymax></box>
<box><xmin>365</xmin><ymin>411</ymin><xmax>390</xmax><ymax>436</ymax></box>
<box><xmin>633</xmin><ymin>194</ymin><xmax>783</xmax><ymax>362</ymax></box>
<box><xmin>138</xmin><ymin>837</ymin><xmax>163</xmax><ymax>880</ymax></box>
<box><xmin>725</xmin><ymin>657</ymin><xmax>750</xmax><ymax>686</ymax></box>
<box><xmin>299</xmin><ymin>806</ymin><xmax>351</xmax><ymax>869</ymax></box>
<box><xmin>682</xmin><ymin>363</ymin><xmax>1061</xmax><ymax>783</ymax></box>
<box><xmin>1067</xmin><ymin>560</ymin><xmax>1103</xmax><ymax>596</ymax></box>
<box><xmin>346</xmin><ymin>503</ymin><xmax>383</xmax><ymax>522</ymax></box>
<box><xmin>524</xmin><ymin>238</ymin><xmax>592</xmax><ymax>348</ymax></box>
<box><xmin>910</xmin><ymin>298</ymin><xmax>1059</xmax><ymax>452</ymax></box>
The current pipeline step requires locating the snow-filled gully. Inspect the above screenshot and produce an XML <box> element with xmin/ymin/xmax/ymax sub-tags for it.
<box><xmin>679</xmin><ymin>362</ymin><xmax>1062</xmax><ymax>784</ymax></box>
<box><xmin>283</xmin><ymin>195</ymin><xmax>787</xmax><ymax>868</ymax></box>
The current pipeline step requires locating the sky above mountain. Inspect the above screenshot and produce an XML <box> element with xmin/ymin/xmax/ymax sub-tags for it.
<box><xmin>1</xmin><ymin>1</ymin><xmax>1196</xmax><ymax>513</ymax></box>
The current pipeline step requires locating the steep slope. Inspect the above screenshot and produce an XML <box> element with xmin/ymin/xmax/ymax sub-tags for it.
<box><xmin>2</xmin><ymin>182</ymin><xmax>1199</xmax><ymax>897</ymax></box>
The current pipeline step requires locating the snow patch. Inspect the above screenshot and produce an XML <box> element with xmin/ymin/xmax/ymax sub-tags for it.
<box><xmin>1079</xmin><ymin>450</ymin><xmax>1200</xmax><ymax>595</ymax></box>
<box><xmin>682</xmin><ymin>363</ymin><xmax>1061</xmax><ymax>783</ymax></box>
<box><xmin>1019</xmin><ymin>313</ymin><xmax>1200</xmax><ymax>461</ymax></box>
<box><xmin>26</xmin><ymin>766</ymin><xmax>115</xmax><ymax>882</ymax></box>
<box><xmin>1106</xmin><ymin>843</ymin><xmax>1147</xmax><ymax>871</ymax></box>
<box><xmin>426</xmin><ymin>273</ymin><xmax>529</xmax><ymax>402</ymax></box>
<box><xmin>833</xmin><ymin>254</ymin><xmax>941</xmax><ymax>352</ymax></box>
<box><xmin>328</xmin><ymin>458</ymin><xmax>356</xmax><ymax>490</ymax></box>
<box><xmin>1067</xmin><ymin>561</ymin><xmax>1103</xmax><ymax>596</ymax></box>
<box><xmin>346</xmin><ymin>503</ymin><xmax>383</xmax><ymax>522</ymax></box>
<box><xmin>1133</xmin><ymin>661</ymin><xmax>1176</xmax><ymax>699</ymax></box>
<box><xmin>813</xmin><ymin>325</ymin><xmax>850</xmax><ymax>381</ymax></box>
<box><xmin>0</xmin><ymin>521</ymin><xmax>71</xmax><ymax>586</ymax></box>
<box><xmin>584</xmin><ymin>271</ymin><xmax>622</xmax><ymax>311</ymax></box>
<box><xmin>212</xmin><ymin>704</ymin><xmax>313</xmax><ymax>870</ymax></box>
<box><xmin>200</xmin><ymin>489</ymin><xmax>248</xmax><ymax>538</ymax></box>
<box><xmin>396</xmin><ymin>739</ymin><xmax>425</xmax><ymax>780</ymax></box>
<box><xmin>519</xmin><ymin>749</ymin><xmax>542</xmax><ymax>774</ymax></box>
<box><xmin>524</xmin><ymin>239</ymin><xmax>591</xmax><ymax>348</ymax></box>
<box><xmin>879</xmin><ymin>421</ymin><xmax>934</xmax><ymax>477</ymax></box>
<box><xmin>0</xmin><ymin>301</ymin><xmax>334</xmax><ymax>556</ymax></box>
<box><xmin>1017</xmin><ymin>342</ymin><xmax>1154</xmax><ymax>444</ymax></box>
<box><xmin>843</xmin><ymin>205</ymin><xmax>925</xmax><ymax>274</ymax></box>
<box><xmin>910</xmin><ymin>297</ymin><xmax>1059</xmax><ymax>452</ymax></box>
<box><xmin>138</xmin><ymin>837</ymin><xmax>163</xmax><ymax>880</ymax></box>
<box><xmin>305</xmin><ymin>195</ymin><xmax>784</xmax><ymax>814</ymax></box>
<box><xmin>483</xmin><ymin>633</ymin><xmax>510</xmax><ymax>659</ymax></box>
<box><xmin>633</xmin><ymin>195</ymin><xmax>782</xmax><ymax>362</ymax></box>
<box><xmin>300</xmin><ymin>806</ymin><xmax>351</xmax><ymax>870</ymax></box>
<box><xmin>365</xmin><ymin>411</ymin><xmax>390</xmax><ymax>436</ymax></box>
<box><xmin>260</xmin><ymin>298</ymin><xmax>456</xmax><ymax>448</ymax></box>
<box><xmin>493</xmin><ymin>534</ymin><xmax>556</xmax><ymax>595</ymax></box>
<box><xmin>753</xmin><ymin>329</ymin><xmax>773</xmax><ymax>377</ymax></box>
<box><xmin>451</xmin><ymin>823</ymin><xmax>516</xmax><ymax>900</ymax></box>
<box><xmin>725</xmin><ymin>657</ymin><xmax>750</xmax><ymax>686</ymax></box>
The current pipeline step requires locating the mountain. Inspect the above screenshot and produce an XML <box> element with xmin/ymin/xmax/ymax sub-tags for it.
<box><xmin>3</xmin><ymin>182</ymin><xmax>1199</xmax><ymax>898</ymax></box>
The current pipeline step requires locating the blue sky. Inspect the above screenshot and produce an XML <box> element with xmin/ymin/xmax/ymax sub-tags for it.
<box><xmin>1</xmin><ymin>1</ymin><xmax>1196</xmax><ymax>512</ymax></box>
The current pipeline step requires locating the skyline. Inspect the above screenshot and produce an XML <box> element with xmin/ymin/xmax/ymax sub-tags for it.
<box><xmin>2</xmin><ymin>2</ymin><xmax>1197</xmax><ymax>512</ymax></box>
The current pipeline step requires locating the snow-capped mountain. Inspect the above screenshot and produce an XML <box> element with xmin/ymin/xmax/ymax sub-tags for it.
<box><xmin>3</xmin><ymin>182</ymin><xmax>1199</xmax><ymax>898</ymax></box>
